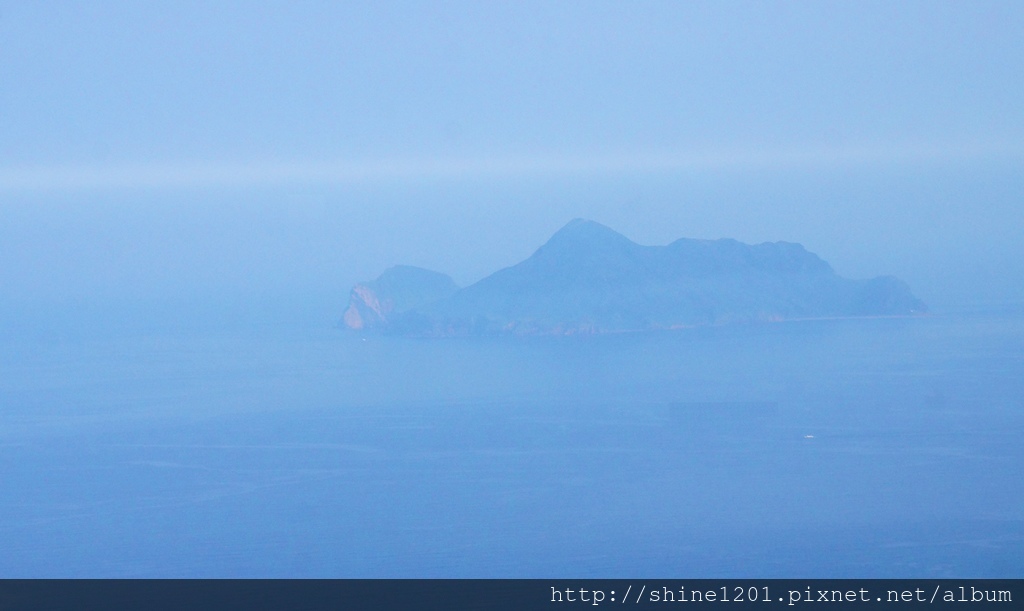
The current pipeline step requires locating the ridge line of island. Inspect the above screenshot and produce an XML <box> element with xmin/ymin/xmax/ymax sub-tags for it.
<box><xmin>341</xmin><ymin>218</ymin><xmax>927</xmax><ymax>337</ymax></box>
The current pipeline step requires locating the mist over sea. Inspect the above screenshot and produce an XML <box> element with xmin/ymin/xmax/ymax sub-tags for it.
<box><xmin>2</xmin><ymin>307</ymin><xmax>1021</xmax><ymax>577</ymax></box>
<box><xmin>3</xmin><ymin>0</ymin><xmax>1023</xmax><ymax>583</ymax></box>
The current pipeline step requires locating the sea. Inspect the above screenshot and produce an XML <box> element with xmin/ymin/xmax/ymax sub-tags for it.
<box><xmin>1</xmin><ymin>307</ymin><xmax>1022</xmax><ymax>577</ymax></box>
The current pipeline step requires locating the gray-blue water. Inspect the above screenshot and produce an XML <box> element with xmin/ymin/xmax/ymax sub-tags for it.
<box><xmin>1</xmin><ymin>310</ymin><xmax>1022</xmax><ymax>577</ymax></box>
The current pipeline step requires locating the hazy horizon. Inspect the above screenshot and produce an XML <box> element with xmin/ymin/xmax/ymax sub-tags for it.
<box><xmin>2</xmin><ymin>2</ymin><xmax>1023</xmax><ymax>338</ymax></box>
<box><xmin>1</xmin><ymin>1</ymin><xmax>1022</xmax><ymax>579</ymax></box>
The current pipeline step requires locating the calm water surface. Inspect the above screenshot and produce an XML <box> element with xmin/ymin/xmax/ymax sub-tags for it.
<box><xmin>1</xmin><ymin>311</ymin><xmax>1022</xmax><ymax>576</ymax></box>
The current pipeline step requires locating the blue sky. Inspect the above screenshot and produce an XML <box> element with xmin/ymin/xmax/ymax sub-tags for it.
<box><xmin>1</xmin><ymin>1</ymin><xmax>1022</xmax><ymax>329</ymax></box>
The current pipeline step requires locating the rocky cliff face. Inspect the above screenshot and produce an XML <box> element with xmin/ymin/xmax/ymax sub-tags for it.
<box><xmin>341</xmin><ymin>265</ymin><xmax>459</xmax><ymax>330</ymax></box>
<box><xmin>341</xmin><ymin>219</ymin><xmax>927</xmax><ymax>336</ymax></box>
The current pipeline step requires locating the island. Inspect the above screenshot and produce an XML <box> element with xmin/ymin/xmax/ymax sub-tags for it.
<box><xmin>341</xmin><ymin>219</ymin><xmax>926</xmax><ymax>336</ymax></box>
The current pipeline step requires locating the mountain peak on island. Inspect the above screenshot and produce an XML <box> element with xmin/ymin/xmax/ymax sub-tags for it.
<box><xmin>546</xmin><ymin>218</ymin><xmax>630</xmax><ymax>243</ymax></box>
<box><xmin>341</xmin><ymin>219</ymin><xmax>927</xmax><ymax>336</ymax></box>
<box><xmin>534</xmin><ymin>218</ymin><xmax>637</xmax><ymax>257</ymax></box>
